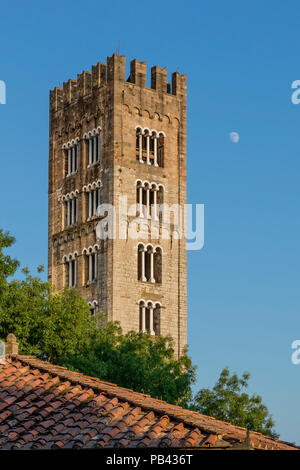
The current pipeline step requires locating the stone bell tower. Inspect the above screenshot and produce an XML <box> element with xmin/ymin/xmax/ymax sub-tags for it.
<box><xmin>48</xmin><ymin>53</ymin><xmax>187</xmax><ymax>356</ymax></box>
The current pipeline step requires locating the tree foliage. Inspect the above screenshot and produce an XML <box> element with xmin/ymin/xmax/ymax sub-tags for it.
<box><xmin>190</xmin><ymin>367</ymin><xmax>278</xmax><ymax>437</ymax></box>
<box><xmin>59</xmin><ymin>322</ymin><xmax>196</xmax><ymax>407</ymax></box>
<box><xmin>0</xmin><ymin>230</ymin><xmax>95</xmax><ymax>362</ymax></box>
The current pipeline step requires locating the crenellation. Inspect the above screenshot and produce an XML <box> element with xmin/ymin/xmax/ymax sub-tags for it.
<box><xmin>151</xmin><ymin>65</ymin><xmax>167</xmax><ymax>94</ymax></box>
<box><xmin>107</xmin><ymin>53</ymin><xmax>126</xmax><ymax>83</ymax></box>
<box><xmin>77</xmin><ymin>71</ymin><xmax>92</xmax><ymax>99</ymax></box>
<box><xmin>129</xmin><ymin>59</ymin><xmax>147</xmax><ymax>88</ymax></box>
<box><xmin>63</xmin><ymin>79</ymin><xmax>77</xmax><ymax>105</ymax></box>
<box><xmin>50</xmin><ymin>87</ymin><xmax>63</xmax><ymax>112</ymax></box>
<box><xmin>50</xmin><ymin>56</ymin><xmax>186</xmax><ymax>115</ymax></box>
<box><xmin>92</xmin><ymin>62</ymin><xmax>107</xmax><ymax>88</ymax></box>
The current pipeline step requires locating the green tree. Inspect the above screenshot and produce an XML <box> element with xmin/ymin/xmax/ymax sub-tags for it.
<box><xmin>59</xmin><ymin>322</ymin><xmax>196</xmax><ymax>407</ymax></box>
<box><xmin>0</xmin><ymin>230</ymin><xmax>96</xmax><ymax>362</ymax></box>
<box><xmin>0</xmin><ymin>229</ymin><xmax>19</xmax><ymax>293</ymax></box>
<box><xmin>190</xmin><ymin>367</ymin><xmax>278</xmax><ymax>437</ymax></box>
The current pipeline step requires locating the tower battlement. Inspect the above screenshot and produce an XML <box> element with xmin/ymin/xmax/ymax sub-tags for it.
<box><xmin>50</xmin><ymin>54</ymin><xmax>186</xmax><ymax>112</ymax></box>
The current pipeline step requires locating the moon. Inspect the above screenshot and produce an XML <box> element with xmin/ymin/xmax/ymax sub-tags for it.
<box><xmin>229</xmin><ymin>131</ymin><xmax>240</xmax><ymax>143</ymax></box>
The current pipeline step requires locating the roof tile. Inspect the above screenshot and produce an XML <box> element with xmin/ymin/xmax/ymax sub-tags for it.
<box><xmin>0</xmin><ymin>355</ymin><xmax>297</xmax><ymax>450</ymax></box>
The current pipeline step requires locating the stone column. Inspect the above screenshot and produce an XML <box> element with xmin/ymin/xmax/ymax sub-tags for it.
<box><xmin>68</xmin><ymin>261</ymin><xmax>72</xmax><ymax>287</ymax></box>
<box><xmin>88</xmin><ymin>192</ymin><xmax>92</xmax><ymax>218</ymax></box>
<box><xmin>139</xmin><ymin>134</ymin><xmax>143</xmax><ymax>163</ymax></box>
<box><xmin>146</xmin><ymin>187</ymin><xmax>150</xmax><ymax>219</ymax></box>
<box><xmin>71</xmin><ymin>146</ymin><xmax>75</xmax><ymax>173</ymax></box>
<box><xmin>93</xmin><ymin>136</ymin><xmax>96</xmax><ymax>163</ymax></box>
<box><xmin>88</xmin><ymin>138</ymin><xmax>92</xmax><ymax>165</ymax></box>
<box><xmin>93</xmin><ymin>190</ymin><xmax>97</xmax><ymax>217</ymax></box>
<box><xmin>154</xmin><ymin>136</ymin><xmax>158</xmax><ymax>166</ymax></box>
<box><xmin>149</xmin><ymin>306</ymin><xmax>155</xmax><ymax>335</ymax></box>
<box><xmin>68</xmin><ymin>200</ymin><xmax>71</xmax><ymax>226</ymax></box>
<box><xmin>141</xmin><ymin>305</ymin><xmax>146</xmax><ymax>332</ymax></box>
<box><xmin>88</xmin><ymin>254</ymin><xmax>92</xmax><ymax>282</ymax></box>
<box><xmin>139</xmin><ymin>186</ymin><xmax>143</xmax><ymax>217</ymax></box>
<box><xmin>68</xmin><ymin>148</ymin><xmax>71</xmax><ymax>175</ymax></box>
<box><xmin>73</xmin><ymin>198</ymin><xmax>77</xmax><ymax>224</ymax></box>
<box><xmin>153</xmin><ymin>188</ymin><xmax>158</xmax><ymax>220</ymax></box>
<box><xmin>94</xmin><ymin>252</ymin><xmax>97</xmax><ymax>280</ymax></box>
<box><xmin>146</xmin><ymin>134</ymin><xmax>150</xmax><ymax>165</ymax></box>
<box><xmin>150</xmin><ymin>250</ymin><xmax>155</xmax><ymax>283</ymax></box>
<box><xmin>74</xmin><ymin>258</ymin><xmax>77</xmax><ymax>286</ymax></box>
<box><xmin>141</xmin><ymin>248</ymin><xmax>147</xmax><ymax>282</ymax></box>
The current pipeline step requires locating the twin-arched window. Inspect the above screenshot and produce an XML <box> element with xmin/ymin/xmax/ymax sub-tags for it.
<box><xmin>63</xmin><ymin>138</ymin><xmax>79</xmax><ymax>176</ymax></box>
<box><xmin>84</xmin><ymin>128</ymin><xmax>101</xmax><ymax>166</ymax></box>
<box><xmin>63</xmin><ymin>252</ymin><xmax>78</xmax><ymax>288</ymax></box>
<box><xmin>138</xmin><ymin>244</ymin><xmax>162</xmax><ymax>283</ymax></box>
<box><xmin>139</xmin><ymin>300</ymin><xmax>161</xmax><ymax>335</ymax></box>
<box><xmin>82</xmin><ymin>245</ymin><xmax>99</xmax><ymax>283</ymax></box>
<box><xmin>136</xmin><ymin>127</ymin><xmax>165</xmax><ymax>167</ymax></box>
<box><xmin>83</xmin><ymin>180</ymin><xmax>101</xmax><ymax>219</ymax></box>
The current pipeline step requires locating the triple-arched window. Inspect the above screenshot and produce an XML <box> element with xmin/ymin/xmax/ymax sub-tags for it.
<box><xmin>61</xmin><ymin>190</ymin><xmax>79</xmax><ymax>227</ymax></box>
<box><xmin>136</xmin><ymin>127</ymin><xmax>165</xmax><ymax>167</ymax></box>
<box><xmin>137</xmin><ymin>244</ymin><xmax>162</xmax><ymax>283</ymax></box>
<box><xmin>139</xmin><ymin>300</ymin><xmax>161</xmax><ymax>335</ymax></box>
<box><xmin>136</xmin><ymin>180</ymin><xmax>164</xmax><ymax>219</ymax></box>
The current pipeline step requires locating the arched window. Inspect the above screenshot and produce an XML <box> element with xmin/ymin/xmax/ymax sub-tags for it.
<box><xmin>63</xmin><ymin>138</ymin><xmax>80</xmax><ymax>177</ymax></box>
<box><xmin>138</xmin><ymin>244</ymin><xmax>162</xmax><ymax>284</ymax></box>
<box><xmin>63</xmin><ymin>253</ymin><xmax>78</xmax><ymax>288</ymax></box>
<box><xmin>139</xmin><ymin>300</ymin><xmax>161</xmax><ymax>336</ymax></box>
<box><xmin>136</xmin><ymin>181</ymin><xmax>163</xmax><ymax>219</ymax></box>
<box><xmin>135</xmin><ymin>127</ymin><xmax>165</xmax><ymax>167</ymax></box>
<box><xmin>83</xmin><ymin>180</ymin><xmax>101</xmax><ymax>219</ymax></box>
<box><xmin>83</xmin><ymin>245</ymin><xmax>99</xmax><ymax>284</ymax></box>
<box><xmin>84</xmin><ymin>128</ymin><xmax>101</xmax><ymax>166</ymax></box>
<box><xmin>61</xmin><ymin>191</ymin><xmax>79</xmax><ymax>228</ymax></box>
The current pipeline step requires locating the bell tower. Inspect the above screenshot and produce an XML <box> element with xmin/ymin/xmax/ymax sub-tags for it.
<box><xmin>48</xmin><ymin>53</ymin><xmax>187</xmax><ymax>356</ymax></box>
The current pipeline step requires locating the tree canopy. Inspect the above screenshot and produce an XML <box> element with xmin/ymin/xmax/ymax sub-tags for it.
<box><xmin>190</xmin><ymin>366</ymin><xmax>278</xmax><ymax>437</ymax></box>
<box><xmin>59</xmin><ymin>322</ymin><xmax>196</xmax><ymax>407</ymax></box>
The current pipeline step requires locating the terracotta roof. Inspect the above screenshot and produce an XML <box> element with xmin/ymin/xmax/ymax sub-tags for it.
<box><xmin>0</xmin><ymin>355</ymin><xmax>297</xmax><ymax>450</ymax></box>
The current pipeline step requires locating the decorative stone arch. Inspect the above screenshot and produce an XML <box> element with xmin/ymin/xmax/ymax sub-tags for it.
<box><xmin>137</xmin><ymin>243</ymin><xmax>162</xmax><ymax>284</ymax></box>
<box><xmin>62</xmin><ymin>251</ymin><xmax>78</xmax><ymax>288</ymax></box>
<box><xmin>82</xmin><ymin>244</ymin><xmax>99</xmax><ymax>284</ymax></box>
<box><xmin>84</xmin><ymin>127</ymin><xmax>101</xmax><ymax>166</ymax></box>
<box><xmin>135</xmin><ymin>125</ymin><xmax>165</xmax><ymax>167</ymax></box>
<box><xmin>139</xmin><ymin>299</ymin><xmax>161</xmax><ymax>336</ymax></box>
<box><xmin>82</xmin><ymin>179</ymin><xmax>102</xmax><ymax>193</ymax></box>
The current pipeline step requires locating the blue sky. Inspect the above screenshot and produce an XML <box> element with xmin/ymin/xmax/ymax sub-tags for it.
<box><xmin>0</xmin><ymin>0</ymin><xmax>299</xmax><ymax>443</ymax></box>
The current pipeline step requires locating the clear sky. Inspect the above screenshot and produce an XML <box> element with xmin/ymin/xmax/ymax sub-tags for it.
<box><xmin>0</xmin><ymin>0</ymin><xmax>299</xmax><ymax>444</ymax></box>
